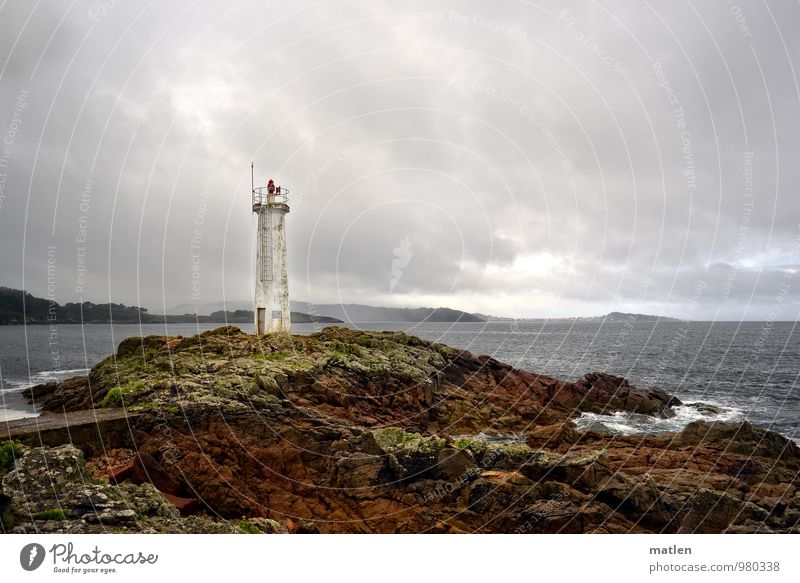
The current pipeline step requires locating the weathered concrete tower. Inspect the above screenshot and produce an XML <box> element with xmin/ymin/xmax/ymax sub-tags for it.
<box><xmin>252</xmin><ymin>165</ymin><xmax>290</xmax><ymax>335</ymax></box>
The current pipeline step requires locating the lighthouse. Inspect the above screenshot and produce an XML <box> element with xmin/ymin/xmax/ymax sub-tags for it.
<box><xmin>252</xmin><ymin>164</ymin><xmax>291</xmax><ymax>335</ymax></box>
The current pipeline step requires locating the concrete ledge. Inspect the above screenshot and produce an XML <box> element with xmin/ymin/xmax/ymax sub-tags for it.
<box><xmin>0</xmin><ymin>409</ymin><xmax>140</xmax><ymax>452</ymax></box>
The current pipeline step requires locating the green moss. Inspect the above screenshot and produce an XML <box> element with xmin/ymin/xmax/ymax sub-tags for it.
<box><xmin>326</xmin><ymin>339</ymin><xmax>364</xmax><ymax>359</ymax></box>
<box><xmin>454</xmin><ymin>438</ymin><xmax>534</xmax><ymax>470</ymax></box>
<box><xmin>102</xmin><ymin>381</ymin><xmax>147</xmax><ymax>408</ymax></box>
<box><xmin>237</xmin><ymin>517</ymin><xmax>262</xmax><ymax>534</ymax></box>
<box><xmin>371</xmin><ymin>427</ymin><xmax>408</xmax><ymax>451</ymax></box>
<box><xmin>35</xmin><ymin>508</ymin><xmax>68</xmax><ymax>521</ymax></box>
<box><xmin>369</xmin><ymin>428</ymin><xmax>445</xmax><ymax>457</ymax></box>
<box><xmin>409</xmin><ymin>435</ymin><xmax>446</xmax><ymax>455</ymax></box>
<box><xmin>0</xmin><ymin>440</ymin><xmax>23</xmax><ymax>470</ymax></box>
<box><xmin>102</xmin><ymin>387</ymin><xmax>128</xmax><ymax>407</ymax></box>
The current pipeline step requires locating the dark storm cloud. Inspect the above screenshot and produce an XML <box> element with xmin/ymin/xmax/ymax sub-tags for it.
<box><xmin>1</xmin><ymin>0</ymin><xmax>799</xmax><ymax>320</ymax></box>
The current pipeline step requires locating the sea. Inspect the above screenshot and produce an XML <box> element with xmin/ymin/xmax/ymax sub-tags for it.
<box><xmin>1</xmin><ymin>321</ymin><xmax>797</xmax><ymax>442</ymax></box>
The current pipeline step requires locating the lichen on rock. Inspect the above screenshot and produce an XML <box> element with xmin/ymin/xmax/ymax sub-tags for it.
<box><xmin>4</xmin><ymin>326</ymin><xmax>798</xmax><ymax>534</ymax></box>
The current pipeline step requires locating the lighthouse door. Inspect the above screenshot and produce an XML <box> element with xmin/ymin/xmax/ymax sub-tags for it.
<box><xmin>257</xmin><ymin>308</ymin><xmax>266</xmax><ymax>335</ymax></box>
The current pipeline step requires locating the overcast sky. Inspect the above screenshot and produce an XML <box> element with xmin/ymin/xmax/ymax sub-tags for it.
<box><xmin>1</xmin><ymin>0</ymin><xmax>799</xmax><ymax>320</ymax></box>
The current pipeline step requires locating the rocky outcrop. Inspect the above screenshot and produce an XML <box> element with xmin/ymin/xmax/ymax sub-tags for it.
<box><xmin>526</xmin><ymin>422</ymin><xmax>580</xmax><ymax>450</ymax></box>
<box><xmin>569</xmin><ymin>372</ymin><xmax>682</xmax><ymax>418</ymax></box>
<box><xmin>2</xmin><ymin>326</ymin><xmax>798</xmax><ymax>534</ymax></box>
<box><xmin>0</xmin><ymin>445</ymin><xmax>238</xmax><ymax>533</ymax></box>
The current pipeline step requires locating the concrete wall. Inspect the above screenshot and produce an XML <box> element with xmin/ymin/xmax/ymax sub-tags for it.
<box><xmin>254</xmin><ymin>202</ymin><xmax>291</xmax><ymax>334</ymax></box>
<box><xmin>1</xmin><ymin>411</ymin><xmax>138</xmax><ymax>455</ymax></box>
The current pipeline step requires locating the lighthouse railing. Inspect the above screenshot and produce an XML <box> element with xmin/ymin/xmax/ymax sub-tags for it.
<box><xmin>252</xmin><ymin>186</ymin><xmax>289</xmax><ymax>207</ymax></box>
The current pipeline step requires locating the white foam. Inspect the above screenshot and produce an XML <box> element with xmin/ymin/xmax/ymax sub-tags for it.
<box><xmin>32</xmin><ymin>367</ymin><xmax>90</xmax><ymax>379</ymax></box>
<box><xmin>1</xmin><ymin>368</ymin><xmax>89</xmax><ymax>391</ymax></box>
<box><xmin>0</xmin><ymin>408</ymin><xmax>38</xmax><ymax>422</ymax></box>
<box><xmin>574</xmin><ymin>401</ymin><xmax>744</xmax><ymax>436</ymax></box>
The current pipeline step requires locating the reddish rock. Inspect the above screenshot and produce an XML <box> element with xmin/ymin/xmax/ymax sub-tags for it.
<box><xmin>435</xmin><ymin>446</ymin><xmax>476</xmax><ymax>481</ymax></box>
<box><xmin>163</xmin><ymin>493</ymin><xmax>200</xmax><ymax>515</ymax></box>
<box><xmin>569</xmin><ymin>372</ymin><xmax>681</xmax><ymax>418</ymax></box>
<box><xmin>17</xmin><ymin>327</ymin><xmax>800</xmax><ymax>534</ymax></box>
<box><xmin>106</xmin><ymin>461</ymin><xmax>134</xmax><ymax>483</ymax></box>
<box><xmin>526</xmin><ymin>422</ymin><xmax>579</xmax><ymax>450</ymax></box>
<box><xmin>131</xmin><ymin>452</ymin><xmax>182</xmax><ymax>495</ymax></box>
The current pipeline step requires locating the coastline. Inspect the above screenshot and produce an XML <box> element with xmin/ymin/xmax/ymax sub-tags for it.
<box><xmin>2</xmin><ymin>326</ymin><xmax>799</xmax><ymax>534</ymax></box>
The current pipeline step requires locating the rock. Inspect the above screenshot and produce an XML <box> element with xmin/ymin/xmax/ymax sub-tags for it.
<box><xmin>296</xmin><ymin>521</ymin><xmax>320</xmax><ymax>534</ymax></box>
<box><xmin>595</xmin><ymin>472</ymin><xmax>683</xmax><ymax>531</ymax></box>
<box><xmin>520</xmin><ymin>449</ymin><xmax>609</xmax><ymax>491</ymax></box>
<box><xmin>435</xmin><ymin>446</ymin><xmax>476</xmax><ymax>481</ymax></box>
<box><xmin>677</xmin><ymin>488</ymin><xmax>770</xmax><ymax>534</ymax></box>
<box><xmin>21</xmin><ymin>375</ymin><xmax>92</xmax><ymax>413</ymax></box>
<box><xmin>1</xmin><ymin>444</ymin><xmax>86</xmax><ymax>505</ymax></box>
<box><xmin>457</xmin><ymin>439</ymin><xmax>532</xmax><ymax>470</ymax></box>
<box><xmin>107</xmin><ymin>461</ymin><xmax>134</xmax><ymax>483</ymax></box>
<box><xmin>334</xmin><ymin>453</ymin><xmax>387</xmax><ymax>498</ymax></box>
<box><xmin>677</xmin><ymin>421</ymin><xmax>800</xmax><ymax>460</ymax></box>
<box><xmin>365</xmin><ymin>427</ymin><xmax>408</xmax><ymax>454</ymax></box>
<box><xmin>163</xmin><ymin>493</ymin><xmax>200</xmax><ymax>515</ymax></box>
<box><xmin>526</xmin><ymin>422</ymin><xmax>579</xmax><ymax>450</ymax></box>
<box><xmin>571</xmin><ymin>372</ymin><xmax>680</xmax><ymax>418</ymax></box>
<box><xmin>362</xmin><ymin>428</ymin><xmax>446</xmax><ymax>481</ymax></box>
<box><xmin>86</xmin><ymin>508</ymin><xmax>138</xmax><ymax>525</ymax></box>
<box><xmin>683</xmin><ymin>402</ymin><xmax>728</xmax><ymax>415</ymax></box>
<box><xmin>248</xmin><ymin>517</ymin><xmax>288</xmax><ymax>533</ymax></box>
<box><xmin>131</xmin><ymin>452</ymin><xmax>182</xmax><ymax>495</ymax></box>
<box><xmin>0</xmin><ymin>444</ymin><xmax>240</xmax><ymax>533</ymax></box>
<box><xmin>6</xmin><ymin>327</ymin><xmax>797</xmax><ymax>534</ymax></box>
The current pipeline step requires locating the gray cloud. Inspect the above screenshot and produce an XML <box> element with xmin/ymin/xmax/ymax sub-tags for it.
<box><xmin>1</xmin><ymin>0</ymin><xmax>799</xmax><ymax>320</ymax></box>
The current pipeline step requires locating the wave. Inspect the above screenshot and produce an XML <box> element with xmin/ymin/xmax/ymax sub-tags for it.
<box><xmin>0</xmin><ymin>407</ymin><xmax>38</xmax><ymax>422</ymax></box>
<box><xmin>573</xmin><ymin>401</ymin><xmax>745</xmax><ymax>436</ymax></box>
<box><xmin>1</xmin><ymin>368</ymin><xmax>89</xmax><ymax>392</ymax></box>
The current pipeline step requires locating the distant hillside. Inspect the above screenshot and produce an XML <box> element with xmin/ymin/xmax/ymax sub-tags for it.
<box><xmin>5</xmin><ymin>286</ymin><xmax>676</xmax><ymax>326</ymax></box>
<box><xmin>479</xmin><ymin>311</ymin><xmax>682</xmax><ymax>323</ymax></box>
<box><xmin>290</xmin><ymin>302</ymin><xmax>484</xmax><ymax>323</ymax></box>
<box><xmin>597</xmin><ymin>311</ymin><xmax>682</xmax><ymax>323</ymax></box>
<box><xmin>0</xmin><ymin>287</ymin><xmax>150</xmax><ymax>324</ymax></box>
<box><xmin>0</xmin><ymin>288</ymin><xmax>340</xmax><ymax>325</ymax></box>
<box><xmin>168</xmin><ymin>300</ymin><xmax>485</xmax><ymax>323</ymax></box>
<box><xmin>204</xmin><ymin>310</ymin><xmax>341</xmax><ymax>324</ymax></box>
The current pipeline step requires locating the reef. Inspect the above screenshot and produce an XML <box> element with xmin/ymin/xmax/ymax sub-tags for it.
<box><xmin>2</xmin><ymin>326</ymin><xmax>798</xmax><ymax>533</ymax></box>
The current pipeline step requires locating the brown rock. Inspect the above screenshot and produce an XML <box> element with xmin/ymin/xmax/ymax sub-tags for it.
<box><xmin>435</xmin><ymin>446</ymin><xmax>476</xmax><ymax>481</ymax></box>
<box><xmin>163</xmin><ymin>493</ymin><xmax>200</xmax><ymax>515</ymax></box>
<box><xmin>107</xmin><ymin>461</ymin><xmax>134</xmax><ymax>483</ymax></box>
<box><xmin>12</xmin><ymin>327</ymin><xmax>799</xmax><ymax>534</ymax></box>
<box><xmin>131</xmin><ymin>452</ymin><xmax>182</xmax><ymax>495</ymax></box>
<box><xmin>678</xmin><ymin>420</ymin><xmax>800</xmax><ymax>460</ymax></box>
<box><xmin>571</xmin><ymin>372</ymin><xmax>680</xmax><ymax>418</ymax></box>
<box><xmin>526</xmin><ymin>422</ymin><xmax>579</xmax><ymax>450</ymax></box>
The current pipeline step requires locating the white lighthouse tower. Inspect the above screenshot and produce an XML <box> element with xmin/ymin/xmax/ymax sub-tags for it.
<box><xmin>252</xmin><ymin>164</ymin><xmax>291</xmax><ymax>335</ymax></box>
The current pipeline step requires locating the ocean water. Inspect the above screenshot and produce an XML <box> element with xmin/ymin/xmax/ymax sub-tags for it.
<box><xmin>0</xmin><ymin>321</ymin><xmax>797</xmax><ymax>442</ymax></box>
